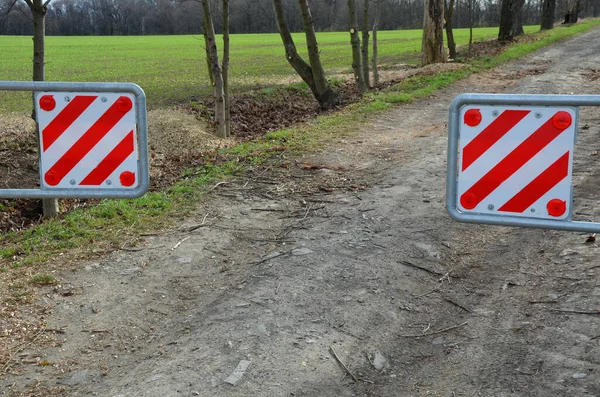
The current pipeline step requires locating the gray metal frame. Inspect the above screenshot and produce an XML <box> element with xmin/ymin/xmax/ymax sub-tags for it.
<box><xmin>0</xmin><ymin>81</ymin><xmax>149</xmax><ymax>199</ymax></box>
<box><xmin>447</xmin><ymin>93</ymin><xmax>600</xmax><ymax>233</ymax></box>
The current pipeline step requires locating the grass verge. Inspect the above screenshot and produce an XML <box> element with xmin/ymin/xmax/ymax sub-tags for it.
<box><xmin>1</xmin><ymin>19</ymin><xmax>599</xmax><ymax>272</ymax></box>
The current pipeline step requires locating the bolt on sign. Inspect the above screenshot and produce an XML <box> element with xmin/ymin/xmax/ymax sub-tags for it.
<box><xmin>446</xmin><ymin>93</ymin><xmax>600</xmax><ymax>233</ymax></box>
<box><xmin>0</xmin><ymin>81</ymin><xmax>148</xmax><ymax>199</ymax></box>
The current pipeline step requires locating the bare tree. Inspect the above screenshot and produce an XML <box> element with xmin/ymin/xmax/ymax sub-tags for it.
<box><xmin>222</xmin><ymin>0</ymin><xmax>230</xmax><ymax>136</ymax></box>
<box><xmin>422</xmin><ymin>0</ymin><xmax>445</xmax><ymax>65</ymax></box>
<box><xmin>271</xmin><ymin>0</ymin><xmax>338</xmax><ymax>109</ymax></box>
<box><xmin>371</xmin><ymin>0</ymin><xmax>381</xmax><ymax>86</ymax></box>
<box><xmin>541</xmin><ymin>0</ymin><xmax>556</xmax><ymax>29</ymax></box>
<box><xmin>468</xmin><ymin>0</ymin><xmax>473</xmax><ymax>54</ymax></box>
<box><xmin>444</xmin><ymin>0</ymin><xmax>456</xmax><ymax>60</ymax></box>
<box><xmin>201</xmin><ymin>0</ymin><xmax>227</xmax><ymax>137</ymax></box>
<box><xmin>348</xmin><ymin>0</ymin><xmax>366</xmax><ymax>92</ymax></box>
<box><xmin>361</xmin><ymin>0</ymin><xmax>369</xmax><ymax>88</ymax></box>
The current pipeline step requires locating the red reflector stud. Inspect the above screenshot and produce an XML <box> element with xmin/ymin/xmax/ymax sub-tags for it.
<box><xmin>552</xmin><ymin>111</ymin><xmax>572</xmax><ymax>130</ymax></box>
<box><xmin>44</xmin><ymin>171</ymin><xmax>60</xmax><ymax>186</ymax></box>
<box><xmin>39</xmin><ymin>95</ymin><xmax>56</xmax><ymax>112</ymax></box>
<box><xmin>547</xmin><ymin>199</ymin><xmax>566</xmax><ymax>217</ymax></box>
<box><xmin>464</xmin><ymin>109</ymin><xmax>482</xmax><ymax>127</ymax></box>
<box><xmin>460</xmin><ymin>192</ymin><xmax>478</xmax><ymax>210</ymax></box>
<box><xmin>120</xmin><ymin>171</ymin><xmax>135</xmax><ymax>187</ymax></box>
<box><xmin>116</xmin><ymin>97</ymin><xmax>133</xmax><ymax>113</ymax></box>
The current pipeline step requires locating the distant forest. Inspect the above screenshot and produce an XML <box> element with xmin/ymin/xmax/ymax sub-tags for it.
<box><xmin>0</xmin><ymin>0</ymin><xmax>599</xmax><ymax>36</ymax></box>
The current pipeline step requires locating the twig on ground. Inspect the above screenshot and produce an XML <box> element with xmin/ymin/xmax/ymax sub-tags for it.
<box><xmin>519</xmin><ymin>270</ymin><xmax>582</xmax><ymax>281</ymax></box>
<box><xmin>120</xmin><ymin>246</ymin><xmax>144</xmax><ymax>252</ymax></box>
<box><xmin>209</xmin><ymin>181</ymin><xmax>231</xmax><ymax>191</ymax></box>
<box><xmin>414</xmin><ymin>283</ymin><xmax>442</xmax><ymax>298</ymax></box>
<box><xmin>184</xmin><ymin>224</ymin><xmax>209</xmax><ymax>233</ymax></box>
<box><xmin>171</xmin><ymin>236</ymin><xmax>190</xmax><ymax>251</ymax></box>
<box><xmin>250</xmin><ymin>250</ymin><xmax>292</xmax><ymax>265</ymax></box>
<box><xmin>275</xmin><ymin>282</ymin><xmax>281</xmax><ymax>294</ymax></box>
<box><xmin>399</xmin><ymin>321</ymin><xmax>468</xmax><ymax>338</ymax></box>
<box><xmin>528</xmin><ymin>300</ymin><xmax>558</xmax><ymax>304</ymax></box>
<box><xmin>400</xmin><ymin>260</ymin><xmax>445</xmax><ymax>277</ymax></box>
<box><xmin>201</xmin><ymin>213</ymin><xmax>210</xmax><ymax>225</ymax></box>
<box><xmin>324</xmin><ymin>318</ymin><xmax>362</xmax><ymax>340</ymax></box>
<box><xmin>438</xmin><ymin>270</ymin><xmax>452</xmax><ymax>283</ymax></box>
<box><xmin>329</xmin><ymin>346</ymin><xmax>358</xmax><ymax>383</ymax></box>
<box><xmin>302</xmin><ymin>205</ymin><xmax>312</xmax><ymax>220</ymax></box>
<box><xmin>42</xmin><ymin>328</ymin><xmax>66</xmax><ymax>334</ymax></box>
<box><xmin>550</xmin><ymin>309</ymin><xmax>600</xmax><ymax>315</ymax></box>
<box><xmin>243</xmin><ymin>237</ymin><xmax>296</xmax><ymax>243</ymax></box>
<box><xmin>251</xmin><ymin>208</ymin><xmax>286</xmax><ymax>212</ymax></box>
<box><xmin>443</xmin><ymin>297</ymin><xmax>472</xmax><ymax>313</ymax></box>
<box><xmin>302</xmin><ymin>198</ymin><xmax>337</xmax><ymax>203</ymax></box>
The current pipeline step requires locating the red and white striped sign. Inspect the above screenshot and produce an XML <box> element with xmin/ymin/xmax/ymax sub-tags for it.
<box><xmin>35</xmin><ymin>92</ymin><xmax>139</xmax><ymax>189</ymax></box>
<box><xmin>457</xmin><ymin>105</ymin><xmax>577</xmax><ymax>220</ymax></box>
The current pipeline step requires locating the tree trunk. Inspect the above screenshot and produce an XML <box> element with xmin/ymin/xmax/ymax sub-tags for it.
<box><xmin>361</xmin><ymin>0</ymin><xmax>370</xmax><ymax>89</ymax></box>
<box><xmin>512</xmin><ymin>0</ymin><xmax>525</xmax><ymax>37</ymax></box>
<box><xmin>297</xmin><ymin>0</ymin><xmax>339</xmax><ymax>108</ymax></box>
<box><xmin>563</xmin><ymin>0</ymin><xmax>581</xmax><ymax>23</ymax></box>
<box><xmin>222</xmin><ymin>0</ymin><xmax>230</xmax><ymax>137</ymax></box>
<box><xmin>422</xmin><ymin>0</ymin><xmax>445</xmax><ymax>65</ymax></box>
<box><xmin>348</xmin><ymin>0</ymin><xmax>366</xmax><ymax>92</ymax></box>
<box><xmin>541</xmin><ymin>0</ymin><xmax>556</xmax><ymax>30</ymax></box>
<box><xmin>444</xmin><ymin>0</ymin><xmax>456</xmax><ymax>60</ymax></box>
<box><xmin>371</xmin><ymin>0</ymin><xmax>381</xmax><ymax>87</ymax></box>
<box><xmin>27</xmin><ymin>0</ymin><xmax>58</xmax><ymax>217</ymax></box>
<box><xmin>468</xmin><ymin>0</ymin><xmax>473</xmax><ymax>54</ymax></box>
<box><xmin>202</xmin><ymin>17</ymin><xmax>214</xmax><ymax>87</ymax></box>
<box><xmin>498</xmin><ymin>0</ymin><xmax>515</xmax><ymax>42</ymax></box>
<box><xmin>201</xmin><ymin>0</ymin><xmax>226</xmax><ymax>138</ymax></box>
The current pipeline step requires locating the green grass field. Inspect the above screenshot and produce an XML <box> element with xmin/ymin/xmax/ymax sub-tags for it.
<box><xmin>0</xmin><ymin>26</ymin><xmax>539</xmax><ymax>112</ymax></box>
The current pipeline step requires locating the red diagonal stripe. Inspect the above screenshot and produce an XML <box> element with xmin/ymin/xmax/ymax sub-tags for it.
<box><xmin>42</xmin><ymin>95</ymin><xmax>97</xmax><ymax>151</ymax></box>
<box><xmin>498</xmin><ymin>152</ymin><xmax>569</xmax><ymax>213</ymax></box>
<box><xmin>44</xmin><ymin>96</ymin><xmax>132</xmax><ymax>185</ymax></box>
<box><xmin>460</xmin><ymin>113</ymin><xmax>568</xmax><ymax>208</ymax></box>
<box><xmin>462</xmin><ymin>109</ymin><xmax>530</xmax><ymax>171</ymax></box>
<box><xmin>79</xmin><ymin>130</ymin><xmax>135</xmax><ymax>186</ymax></box>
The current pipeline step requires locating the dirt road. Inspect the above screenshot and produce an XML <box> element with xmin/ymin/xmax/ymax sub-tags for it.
<box><xmin>3</xmin><ymin>28</ymin><xmax>600</xmax><ymax>396</ymax></box>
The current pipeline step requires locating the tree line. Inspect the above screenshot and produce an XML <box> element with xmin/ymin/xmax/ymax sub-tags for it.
<box><xmin>1</xmin><ymin>0</ymin><xmax>598</xmax><ymax>36</ymax></box>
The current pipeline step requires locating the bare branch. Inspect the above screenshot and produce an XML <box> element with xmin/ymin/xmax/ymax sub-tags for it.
<box><xmin>5</xmin><ymin>0</ymin><xmax>19</xmax><ymax>15</ymax></box>
<box><xmin>18</xmin><ymin>6</ymin><xmax>34</xmax><ymax>23</ymax></box>
<box><xmin>42</xmin><ymin>0</ymin><xmax>53</xmax><ymax>7</ymax></box>
<box><xmin>23</xmin><ymin>0</ymin><xmax>34</xmax><ymax>9</ymax></box>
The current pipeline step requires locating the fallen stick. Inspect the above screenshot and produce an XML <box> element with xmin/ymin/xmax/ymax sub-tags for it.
<box><xmin>329</xmin><ymin>346</ymin><xmax>358</xmax><ymax>383</ymax></box>
<box><xmin>400</xmin><ymin>260</ymin><xmax>445</xmax><ymax>277</ymax></box>
<box><xmin>399</xmin><ymin>321</ymin><xmax>468</xmax><ymax>338</ymax></box>
<box><xmin>550</xmin><ymin>309</ymin><xmax>600</xmax><ymax>316</ymax></box>
<box><xmin>172</xmin><ymin>236</ymin><xmax>190</xmax><ymax>251</ymax></box>
<box><xmin>443</xmin><ymin>297</ymin><xmax>472</xmax><ymax>313</ymax></box>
